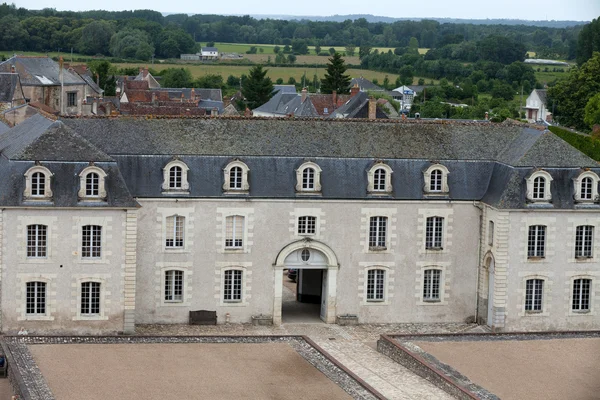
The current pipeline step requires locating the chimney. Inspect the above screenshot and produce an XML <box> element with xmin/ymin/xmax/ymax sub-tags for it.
<box><xmin>10</xmin><ymin>65</ymin><xmax>15</xmax><ymax>74</ymax></box>
<box><xmin>485</xmin><ymin>111</ymin><xmax>489</xmax><ymax>121</ymax></box>
<box><xmin>139</xmin><ymin>67</ymin><xmax>143</xmax><ymax>74</ymax></box>
<box><xmin>96</xmin><ymin>73</ymin><xmax>100</xmax><ymax>86</ymax></box>
<box><xmin>59</xmin><ymin>56</ymin><xmax>64</xmax><ymax>115</ymax></box>
<box><xmin>211</xmin><ymin>107</ymin><xmax>218</xmax><ymax>117</ymax></box>
<box><xmin>301</xmin><ymin>87</ymin><xmax>307</xmax><ymax>103</ymax></box>
<box><xmin>181</xmin><ymin>92</ymin><xmax>184</xmax><ymax>103</ymax></box>
<box><xmin>244</xmin><ymin>108</ymin><xmax>253</xmax><ymax>117</ymax></box>
<box><xmin>368</xmin><ymin>96</ymin><xmax>376</xmax><ymax>120</ymax></box>
<box><xmin>332</xmin><ymin>90</ymin><xmax>337</xmax><ymax>107</ymax></box>
<box><xmin>191</xmin><ymin>88</ymin><xmax>196</xmax><ymax>101</ymax></box>
<box><xmin>351</xmin><ymin>83</ymin><xmax>360</xmax><ymax>97</ymax></box>
<box><xmin>143</xmin><ymin>67</ymin><xmax>149</xmax><ymax>77</ymax></box>
<box><xmin>152</xmin><ymin>92</ymin><xmax>157</xmax><ymax>105</ymax></box>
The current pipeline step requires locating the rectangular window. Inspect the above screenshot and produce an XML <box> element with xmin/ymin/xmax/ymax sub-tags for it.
<box><xmin>575</xmin><ymin>225</ymin><xmax>594</xmax><ymax>258</ymax></box>
<box><xmin>86</xmin><ymin>173</ymin><xmax>99</xmax><ymax>196</ymax></box>
<box><xmin>67</xmin><ymin>92</ymin><xmax>77</xmax><ymax>107</ymax></box>
<box><xmin>82</xmin><ymin>225</ymin><xmax>102</xmax><ymax>258</ymax></box>
<box><xmin>26</xmin><ymin>281</ymin><xmax>46</xmax><ymax>315</ymax></box>
<box><xmin>225</xmin><ymin>216</ymin><xmax>244</xmax><ymax>248</ymax></box>
<box><xmin>27</xmin><ymin>224</ymin><xmax>47</xmax><ymax>258</ymax></box>
<box><xmin>527</xmin><ymin>225</ymin><xmax>546</xmax><ymax>258</ymax></box>
<box><xmin>369</xmin><ymin>216</ymin><xmax>387</xmax><ymax>249</ymax></box>
<box><xmin>165</xmin><ymin>216</ymin><xmax>185</xmax><ymax>248</ymax></box>
<box><xmin>423</xmin><ymin>269</ymin><xmax>441</xmax><ymax>301</ymax></box>
<box><xmin>572</xmin><ymin>278</ymin><xmax>591</xmax><ymax>312</ymax></box>
<box><xmin>298</xmin><ymin>216</ymin><xmax>316</xmax><ymax>235</ymax></box>
<box><xmin>223</xmin><ymin>269</ymin><xmax>242</xmax><ymax>302</ymax></box>
<box><xmin>164</xmin><ymin>270</ymin><xmax>184</xmax><ymax>302</ymax></box>
<box><xmin>525</xmin><ymin>279</ymin><xmax>543</xmax><ymax>312</ymax></box>
<box><xmin>373</xmin><ymin>169</ymin><xmax>386</xmax><ymax>191</ymax></box>
<box><xmin>81</xmin><ymin>282</ymin><xmax>101</xmax><ymax>315</ymax></box>
<box><xmin>425</xmin><ymin>217</ymin><xmax>444</xmax><ymax>249</ymax></box>
<box><xmin>366</xmin><ymin>269</ymin><xmax>385</xmax><ymax>301</ymax></box>
<box><xmin>488</xmin><ymin>221</ymin><xmax>495</xmax><ymax>246</ymax></box>
<box><xmin>230</xmin><ymin>167</ymin><xmax>242</xmax><ymax>189</ymax></box>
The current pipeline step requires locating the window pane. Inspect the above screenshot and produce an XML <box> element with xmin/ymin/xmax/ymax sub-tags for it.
<box><xmin>26</xmin><ymin>281</ymin><xmax>46</xmax><ymax>315</ymax></box>
<box><xmin>225</xmin><ymin>216</ymin><xmax>244</xmax><ymax>248</ymax></box>
<box><xmin>575</xmin><ymin>226</ymin><xmax>593</xmax><ymax>258</ymax></box>
<box><xmin>430</xmin><ymin>170</ymin><xmax>442</xmax><ymax>192</ymax></box>
<box><xmin>581</xmin><ymin>178</ymin><xmax>593</xmax><ymax>200</ymax></box>
<box><xmin>423</xmin><ymin>269</ymin><xmax>441</xmax><ymax>301</ymax></box>
<box><xmin>533</xmin><ymin>177</ymin><xmax>545</xmax><ymax>199</ymax></box>
<box><xmin>169</xmin><ymin>166</ymin><xmax>182</xmax><ymax>188</ymax></box>
<box><xmin>224</xmin><ymin>270</ymin><xmax>243</xmax><ymax>301</ymax></box>
<box><xmin>374</xmin><ymin>168</ymin><xmax>386</xmax><ymax>191</ymax></box>
<box><xmin>165</xmin><ymin>270</ymin><xmax>184</xmax><ymax>302</ymax></box>
<box><xmin>302</xmin><ymin>168</ymin><xmax>315</xmax><ymax>190</ymax></box>
<box><xmin>166</xmin><ymin>216</ymin><xmax>185</xmax><ymax>248</ymax></box>
<box><xmin>86</xmin><ymin>173</ymin><xmax>99</xmax><ymax>196</ymax></box>
<box><xmin>369</xmin><ymin>216</ymin><xmax>387</xmax><ymax>248</ymax></box>
<box><xmin>528</xmin><ymin>225</ymin><xmax>546</xmax><ymax>258</ymax></box>
<box><xmin>27</xmin><ymin>224</ymin><xmax>47</xmax><ymax>258</ymax></box>
<box><xmin>298</xmin><ymin>216</ymin><xmax>316</xmax><ymax>235</ymax></box>
<box><xmin>572</xmin><ymin>279</ymin><xmax>591</xmax><ymax>311</ymax></box>
<box><xmin>525</xmin><ymin>279</ymin><xmax>543</xmax><ymax>311</ymax></box>
<box><xmin>230</xmin><ymin>167</ymin><xmax>242</xmax><ymax>189</ymax></box>
<box><xmin>32</xmin><ymin>172</ymin><xmax>45</xmax><ymax>196</ymax></box>
<box><xmin>82</xmin><ymin>225</ymin><xmax>102</xmax><ymax>258</ymax></box>
<box><xmin>81</xmin><ymin>282</ymin><xmax>101</xmax><ymax>315</ymax></box>
<box><xmin>425</xmin><ymin>217</ymin><xmax>444</xmax><ymax>249</ymax></box>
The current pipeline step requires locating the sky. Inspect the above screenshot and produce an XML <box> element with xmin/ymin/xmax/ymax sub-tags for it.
<box><xmin>12</xmin><ymin>0</ymin><xmax>600</xmax><ymax>21</ymax></box>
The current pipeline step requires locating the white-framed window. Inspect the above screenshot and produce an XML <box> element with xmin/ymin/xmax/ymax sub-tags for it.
<box><xmin>575</xmin><ymin>225</ymin><xmax>594</xmax><ymax>259</ymax></box>
<box><xmin>423</xmin><ymin>164</ymin><xmax>449</xmax><ymax>194</ymax></box>
<box><xmin>225</xmin><ymin>215</ymin><xmax>244</xmax><ymax>249</ymax></box>
<box><xmin>366</xmin><ymin>269</ymin><xmax>386</xmax><ymax>302</ymax></box>
<box><xmin>526</xmin><ymin>170</ymin><xmax>552</xmax><ymax>202</ymax></box>
<box><xmin>26</xmin><ymin>281</ymin><xmax>46</xmax><ymax>315</ymax></box>
<box><xmin>527</xmin><ymin>225</ymin><xmax>546</xmax><ymax>258</ymax></box>
<box><xmin>573</xmin><ymin>171</ymin><xmax>599</xmax><ymax>203</ymax></box>
<box><xmin>223</xmin><ymin>160</ymin><xmax>250</xmax><ymax>193</ymax></box>
<box><xmin>82</xmin><ymin>225</ymin><xmax>102</xmax><ymax>258</ymax></box>
<box><xmin>80</xmin><ymin>281</ymin><xmax>101</xmax><ymax>315</ymax></box>
<box><xmin>425</xmin><ymin>216</ymin><xmax>444</xmax><ymax>250</ymax></box>
<box><xmin>367</xmin><ymin>163</ymin><xmax>393</xmax><ymax>194</ymax></box>
<box><xmin>423</xmin><ymin>269</ymin><xmax>441</xmax><ymax>302</ymax></box>
<box><xmin>162</xmin><ymin>160</ymin><xmax>190</xmax><ymax>192</ymax></box>
<box><xmin>369</xmin><ymin>216</ymin><xmax>387</xmax><ymax>250</ymax></box>
<box><xmin>223</xmin><ymin>269</ymin><xmax>243</xmax><ymax>302</ymax></box>
<box><xmin>525</xmin><ymin>279</ymin><xmax>544</xmax><ymax>312</ymax></box>
<box><xmin>164</xmin><ymin>270</ymin><xmax>184</xmax><ymax>302</ymax></box>
<box><xmin>296</xmin><ymin>162</ymin><xmax>322</xmax><ymax>193</ymax></box>
<box><xmin>488</xmin><ymin>220</ymin><xmax>495</xmax><ymax>246</ymax></box>
<box><xmin>165</xmin><ymin>215</ymin><xmax>185</xmax><ymax>248</ymax></box>
<box><xmin>24</xmin><ymin>165</ymin><xmax>53</xmax><ymax>201</ymax></box>
<box><xmin>298</xmin><ymin>216</ymin><xmax>316</xmax><ymax>235</ymax></box>
<box><xmin>572</xmin><ymin>278</ymin><xmax>591</xmax><ymax>312</ymax></box>
<box><xmin>78</xmin><ymin>166</ymin><xmax>108</xmax><ymax>200</ymax></box>
<box><xmin>27</xmin><ymin>224</ymin><xmax>47</xmax><ymax>258</ymax></box>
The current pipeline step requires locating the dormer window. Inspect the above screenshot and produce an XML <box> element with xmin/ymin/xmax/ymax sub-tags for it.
<box><xmin>573</xmin><ymin>170</ymin><xmax>599</xmax><ymax>203</ymax></box>
<box><xmin>423</xmin><ymin>164</ymin><xmax>449</xmax><ymax>194</ymax></box>
<box><xmin>78</xmin><ymin>165</ymin><xmax>108</xmax><ymax>201</ymax></box>
<box><xmin>223</xmin><ymin>160</ymin><xmax>250</xmax><ymax>194</ymax></box>
<box><xmin>24</xmin><ymin>165</ymin><xmax>53</xmax><ymax>201</ymax></box>
<box><xmin>526</xmin><ymin>170</ymin><xmax>552</xmax><ymax>203</ymax></box>
<box><xmin>162</xmin><ymin>160</ymin><xmax>190</xmax><ymax>193</ymax></box>
<box><xmin>367</xmin><ymin>163</ymin><xmax>393</xmax><ymax>194</ymax></box>
<box><xmin>296</xmin><ymin>162</ymin><xmax>322</xmax><ymax>194</ymax></box>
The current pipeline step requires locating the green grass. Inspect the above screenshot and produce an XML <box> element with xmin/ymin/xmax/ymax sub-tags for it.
<box><xmin>535</xmin><ymin>69</ymin><xmax>570</xmax><ymax>84</ymax></box>
<box><xmin>212</xmin><ymin>42</ymin><xmax>428</xmax><ymax>56</ymax></box>
<box><xmin>1</xmin><ymin>50</ymin><xmax>89</xmax><ymax>60</ymax></box>
<box><xmin>549</xmin><ymin>126</ymin><xmax>600</xmax><ymax>161</ymax></box>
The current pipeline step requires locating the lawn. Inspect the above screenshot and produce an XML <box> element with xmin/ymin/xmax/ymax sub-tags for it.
<box><xmin>534</xmin><ymin>68</ymin><xmax>570</xmax><ymax>84</ymax></box>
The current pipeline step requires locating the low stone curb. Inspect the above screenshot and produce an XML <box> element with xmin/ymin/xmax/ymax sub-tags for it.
<box><xmin>2</xmin><ymin>335</ymin><xmax>385</xmax><ymax>400</ymax></box>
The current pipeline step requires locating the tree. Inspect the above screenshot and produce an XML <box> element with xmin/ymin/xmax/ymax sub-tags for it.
<box><xmin>161</xmin><ymin>68</ymin><xmax>193</xmax><ymax>88</ymax></box>
<box><xmin>242</xmin><ymin>65</ymin><xmax>274</xmax><ymax>109</ymax></box>
<box><xmin>584</xmin><ymin>93</ymin><xmax>600</xmax><ymax>130</ymax></box>
<box><xmin>315</xmin><ymin>44</ymin><xmax>321</xmax><ymax>54</ymax></box>
<box><xmin>291</xmin><ymin>39</ymin><xmax>308</xmax><ymax>54</ymax></box>
<box><xmin>382</xmin><ymin>75</ymin><xmax>390</xmax><ymax>90</ymax></box>
<box><xmin>273</xmin><ymin>45</ymin><xmax>280</xmax><ymax>54</ymax></box>
<box><xmin>195</xmin><ymin>74</ymin><xmax>224</xmax><ymax>89</ymax></box>
<box><xmin>276</xmin><ymin>78</ymin><xmax>284</xmax><ymax>84</ymax></box>
<box><xmin>227</xmin><ymin>75</ymin><xmax>240</xmax><ymax>88</ymax></box>
<box><xmin>328</xmin><ymin>47</ymin><xmax>336</xmax><ymax>55</ymax></box>
<box><xmin>399</xmin><ymin>65</ymin><xmax>415</xmax><ymax>86</ymax></box>
<box><xmin>0</xmin><ymin>15</ymin><xmax>29</xmax><ymax>51</ymax></box>
<box><xmin>345</xmin><ymin>45</ymin><xmax>356</xmax><ymax>56</ymax></box>
<box><xmin>358</xmin><ymin>45</ymin><xmax>372</xmax><ymax>60</ymax></box>
<box><xmin>320</xmin><ymin>53</ymin><xmax>351</xmax><ymax>94</ymax></box>
<box><xmin>476</xmin><ymin>35</ymin><xmax>526</xmax><ymax>64</ymax></box>
<box><xmin>109</xmin><ymin>29</ymin><xmax>154</xmax><ymax>60</ymax></box>
<box><xmin>88</xmin><ymin>60</ymin><xmax>117</xmax><ymax>96</ymax></box>
<box><xmin>287</xmin><ymin>54</ymin><xmax>297</xmax><ymax>64</ymax></box>
<box><xmin>408</xmin><ymin>37</ymin><xmax>419</xmax><ymax>50</ymax></box>
<box><xmin>78</xmin><ymin>20</ymin><xmax>115</xmax><ymax>55</ymax></box>
<box><xmin>548</xmin><ymin>52</ymin><xmax>600</xmax><ymax>130</ymax></box>
<box><xmin>577</xmin><ymin>17</ymin><xmax>600</xmax><ymax>65</ymax></box>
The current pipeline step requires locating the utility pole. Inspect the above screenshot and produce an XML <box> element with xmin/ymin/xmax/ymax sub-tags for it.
<box><xmin>71</xmin><ymin>47</ymin><xmax>73</xmax><ymax>63</ymax></box>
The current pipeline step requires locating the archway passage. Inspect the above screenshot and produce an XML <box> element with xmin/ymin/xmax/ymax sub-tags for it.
<box><xmin>273</xmin><ymin>240</ymin><xmax>339</xmax><ymax>325</ymax></box>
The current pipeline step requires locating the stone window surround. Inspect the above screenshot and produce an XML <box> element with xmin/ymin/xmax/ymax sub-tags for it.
<box><xmin>77</xmin><ymin>165</ymin><xmax>108</xmax><ymax>201</ymax></box>
<box><xmin>295</xmin><ymin>161</ymin><xmax>322</xmax><ymax>194</ymax></box>
<box><xmin>521</xmin><ymin>216</ymin><xmax>556</xmax><ymax>263</ymax></box>
<box><xmin>359</xmin><ymin>264</ymin><xmax>394</xmax><ymax>306</ymax></box>
<box><xmin>573</xmin><ymin>170</ymin><xmax>600</xmax><ymax>203</ymax></box>
<box><xmin>525</xmin><ymin>170</ymin><xmax>553</xmax><ymax>203</ymax></box>
<box><xmin>289</xmin><ymin>208</ymin><xmax>325</xmax><ymax>240</ymax></box>
<box><xmin>567</xmin><ymin>217</ymin><xmax>600</xmax><ymax>263</ymax></box>
<box><xmin>162</xmin><ymin>159</ymin><xmax>190</xmax><ymax>194</ymax></box>
<box><xmin>367</xmin><ymin>162</ymin><xmax>393</xmax><ymax>195</ymax></box>
<box><xmin>518</xmin><ymin>272</ymin><xmax>552</xmax><ymax>317</ymax></box>
<box><xmin>567</xmin><ymin>274</ymin><xmax>596</xmax><ymax>316</ymax></box>
<box><xmin>17</xmin><ymin>274</ymin><xmax>57</xmax><ymax>321</ymax></box>
<box><xmin>423</xmin><ymin>163</ymin><xmax>450</xmax><ymax>195</ymax></box>
<box><xmin>18</xmin><ymin>216</ymin><xmax>57</xmax><ymax>264</ymax></box>
<box><xmin>415</xmin><ymin>263</ymin><xmax>450</xmax><ymax>306</ymax></box>
<box><xmin>72</xmin><ymin>275</ymin><xmax>110</xmax><ymax>321</ymax></box>
<box><xmin>216</xmin><ymin>264</ymin><xmax>252</xmax><ymax>307</ymax></box>
<box><xmin>157</xmin><ymin>264</ymin><xmax>193</xmax><ymax>307</ymax></box>
<box><xmin>418</xmin><ymin>208</ymin><xmax>453</xmax><ymax>254</ymax></box>
<box><xmin>23</xmin><ymin>165</ymin><xmax>53</xmax><ymax>201</ymax></box>
<box><xmin>73</xmin><ymin>216</ymin><xmax>112</xmax><ymax>264</ymax></box>
<box><xmin>361</xmin><ymin>208</ymin><xmax>397</xmax><ymax>254</ymax></box>
<box><xmin>158</xmin><ymin>207</ymin><xmax>194</xmax><ymax>254</ymax></box>
<box><xmin>223</xmin><ymin>159</ymin><xmax>250</xmax><ymax>194</ymax></box>
<box><xmin>217</xmin><ymin>208</ymin><xmax>254</xmax><ymax>254</ymax></box>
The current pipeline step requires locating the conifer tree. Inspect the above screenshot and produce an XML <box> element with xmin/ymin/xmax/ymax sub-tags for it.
<box><xmin>242</xmin><ymin>65</ymin><xmax>274</xmax><ymax>109</ymax></box>
<box><xmin>320</xmin><ymin>53</ymin><xmax>351</xmax><ymax>94</ymax></box>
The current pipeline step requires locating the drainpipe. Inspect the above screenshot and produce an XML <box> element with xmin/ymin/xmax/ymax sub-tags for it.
<box><xmin>59</xmin><ymin>56</ymin><xmax>64</xmax><ymax>116</ymax></box>
<box><xmin>473</xmin><ymin>201</ymin><xmax>484</xmax><ymax>325</ymax></box>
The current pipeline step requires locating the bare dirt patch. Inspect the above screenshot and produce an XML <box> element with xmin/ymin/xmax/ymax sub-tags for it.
<box><xmin>29</xmin><ymin>342</ymin><xmax>352</xmax><ymax>400</ymax></box>
<box><xmin>415</xmin><ymin>338</ymin><xmax>600</xmax><ymax>400</ymax></box>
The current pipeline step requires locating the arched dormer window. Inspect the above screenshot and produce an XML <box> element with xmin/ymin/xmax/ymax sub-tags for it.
<box><xmin>78</xmin><ymin>165</ymin><xmax>108</xmax><ymax>201</ymax></box>
<box><xmin>423</xmin><ymin>164</ymin><xmax>449</xmax><ymax>194</ymax></box>
<box><xmin>296</xmin><ymin>161</ymin><xmax>322</xmax><ymax>194</ymax></box>
<box><xmin>223</xmin><ymin>160</ymin><xmax>250</xmax><ymax>193</ymax></box>
<box><xmin>573</xmin><ymin>170</ymin><xmax>599</xmax><ymax>203</ymax></box>
<box><xmin>24</xmin><ymin>165</ymin><xmax>53</xmax><ymax>201</ymax></box>
<box><xmin>162</xmin><ymin>159</ymin><xmax>189</xmax><ymax>193</ymax></box>
<box><xmin>367</xmin><ymin>162</ymin><xmax>393</xmax><ymax>194</ymax></box>
<box><xmin>526</xmin><ymin>170</ymin><xmax>552</xmax><ymax>203</ymax></box>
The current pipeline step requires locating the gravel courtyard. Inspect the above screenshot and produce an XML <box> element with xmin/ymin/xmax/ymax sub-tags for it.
<box><xmin>29</xmin><ymin>342</ymin><xmax>353</xmax><ymax>400</ymax></box>
<box><xmin>415</xmin><ymin>337</ymin><xmax>600</xmax><ymax>400</ymax></box>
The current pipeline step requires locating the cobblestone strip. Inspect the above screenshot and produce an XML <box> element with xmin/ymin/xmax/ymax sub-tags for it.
<box><xmin>2</xmin><ymin>342</ymin><xmax>55</xmax><ymax>400</ymax></box>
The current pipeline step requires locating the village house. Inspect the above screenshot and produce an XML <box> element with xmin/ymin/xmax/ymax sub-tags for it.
<box><xmin>0</xmin><ymin>72</ymin><xmax>26</xmax><ymax>113</ymax></box>
<box><xmin>0</xmin><ymin>115</ymin><xmax>598</xmax><ymax>335</ymax></box>
<box><xmin>525</xmin><ymin>89</ymin><xmax>551</xmax><ymax>123</ymax></box>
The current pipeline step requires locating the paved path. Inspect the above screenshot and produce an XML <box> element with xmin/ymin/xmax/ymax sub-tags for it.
<box><xmin>138</xmin><ymin>286</ymin><xmax>474</xmax><ymax>400</ymax></box>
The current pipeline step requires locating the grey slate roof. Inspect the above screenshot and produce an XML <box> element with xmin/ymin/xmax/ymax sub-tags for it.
<box><xmin>273</xmin><ymin>85</ymin><xmax>297</xmax><ymax>94</ymax></box>
<box><xmin>0</xmin><ymin>120</ymin><xmax>9</xmax><ymax>135</ymax></box>
<box><xmin>202</xmin><ymin>47</ymin><xmax>218</xmax><ymax>52</ymax></box>
<box><xmin>0</xmin><ymin>57</ymin><xmax>85</xmax><ymax>86</ymax></box>
<box><xmin>153</xmin><ymin>88</ymin><xmax>223</xmax><ymax>102</ymax></box>
<box><xmin>535</xmin><ymin>89</ymin><xmax>547</xmax><ymax>104</ymax></box>
<box><xmin>329</xmin><ymin>92</ymin><xmax>388</xmax><ymax>119</ymax></box>
<box><xmin>254</xmin><ymin>92</ymin><xmax>302</xmax><ymax>115</ymax></box>
<box><xmin>80</xmin><ymin>74</ymin><xmax>103</xmax><ymax>94</ymax></box>
<box><xmin>198</xmin><ymin>100</ymin><xmax>224</xmax><ymax>113</ymax></box>
<box><xmin>350</xmin><ymin>77</ymin><xmax>383</xmax><ymax>91</ymax></box>
<box><xmin>0</xmin><ymin>73</ymin><xmax>22</xmax><ymax>102</ymax></box>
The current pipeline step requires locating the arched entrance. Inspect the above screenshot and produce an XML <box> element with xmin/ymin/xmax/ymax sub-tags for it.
<box><xmin>484</xmin><ymin>254</ymin><xmax>495</xmax><ymax>327</ymax></box>
<box><xmin>273</xmin><ymin>239</ymin><xmax>339</xmax><ymax>325</ymax></box>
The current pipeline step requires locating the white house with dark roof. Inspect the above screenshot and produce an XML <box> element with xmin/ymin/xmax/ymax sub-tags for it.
<box><xmin>0</xmin><ymin>115</ymin><xmax>599</xmax><ymax>334</ymax></box>
<box><xmin>525</xmin><ymin>89</ymin><xmax>551</xmax><ymax>123</ymax></box>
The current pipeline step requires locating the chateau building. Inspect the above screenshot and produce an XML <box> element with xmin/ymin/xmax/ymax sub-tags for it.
<box><xmin>0</xmin><ymin>115</ymin><xmax>598</xmax><ymax>334</ymax></box>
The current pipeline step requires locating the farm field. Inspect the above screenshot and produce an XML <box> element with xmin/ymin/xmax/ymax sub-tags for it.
<box><xmin>213</xmin><ymin>42</ymin><xmax>429</xmax><ymax>55</ymax></box>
